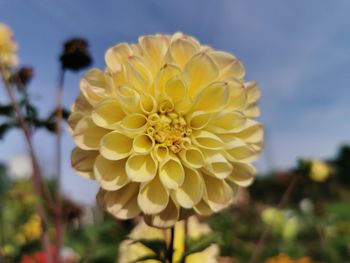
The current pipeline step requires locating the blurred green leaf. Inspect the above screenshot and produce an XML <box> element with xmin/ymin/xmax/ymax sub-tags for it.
<box><xmin>132</xmin><ymin>238</ymin><xmax>167</xmax><ymax>258</ymax></box>
<box><xmin>181</xmin><ymin>233</ymin><xmax>221</xmax><ymax>261</ymax></box>
<box><xmin>0</xmin><ymin>104</ymin><xmax>14</xmax><ymax>116</ymax></box>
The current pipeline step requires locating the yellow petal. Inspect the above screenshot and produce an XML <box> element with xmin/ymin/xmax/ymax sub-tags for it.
<box><xmin>73</xmin><ymin>117</ymin><xmax>109</xmax><ymax>150</ymax></box>
<box><xmin>207</xmin><ymin>111</ymin><xmax>246</xmax><ymax>134</ymax></box>
<box><xmin>186</xmin><ymin>111</ymin><xmax>213</xmax><ymax>130</ymax></box>
<box><xmin>138</xmin><ymin>175</ymin><xmax>169</xmax><ymax>214</ymax></box>
<box><xmin>172</xmin><ymin>167</ymin><xmax>204</xmax><ymax>208</ymax></box>
<box><xmin>225</xmin><ymin>141</ymin><xmax>260</xmax><ymax>162</ymax></box>
<box><xmin>203</xmin><ymin>173</ymin><xmax>235</xmax><ymax>211</ymax></box>
<box><xmin>202</xmin><ymin>151</ymin><xmax>233</xmax><ymax>179</ymax></box>
<box><xmin>100</xmin><ymin>131</ymin><xmax>133</xmax><ymax>160</ymax></box>
<box><xmin>192</xmin><ymin>130</ymin><xmax>224</xmax><ymax>150</ymax></box>
<box><xmin>105</xmin><ymin>43</ymin><xmax>132</xmax><ymax>72</ymax></box>
<box><xmin>80</xmin><ymin>69</ymin><xmax>114</xmax><ymax>106</ymax></box>
<box><xmin>209</xmin><ymin>51</ymin><xmax>245</xmax><ymax>80</ymax></box>
<box><xmin>153</xmin><ymin>144</ymin><xmax>170</xmax><ymax>162</ymax></box>
<box><xmin>133</xmin><ymin>134</ymin><xmax>155</xmax><ymax>154</ymax></box>
<box><xmin>102</xmin><ymin>183</ymin><xmax>141</xmax><ymax>219</ymax></box>
<box><xmin>228</xmin><ymin>162</ymin><xmax>256</xmax><ymax>187</ymax></box>
<box><xmin>67</xmin><ymin>112</ymin><xmax>84</xmax><ymax>134</ymax></box>
<box><xmin>120</xmin><ymin>113</ymin><xmax>148</xmax><ymax>135</ymax></box>
<box><xmin>194</xmin><ymin>200</ymin><xmax>214</xmax><ymax>216</ymax></box>
<box><xmin>184</xmin><ymin>52</ymin><xmax>219</xmax><ymax>97</ymax></box>
<box><xmin>145</xmin><ymin>198</ymin><xmax>179</xmax><ymax>228</ymax></box>
<box><xmin>94</xmin><ymin>155</ymin><xmax>129</xmax><ymax>190</ymax></box>
<box><xmin>71</xmin><ymin>93</ymin><xmax>92</xmax><ymax>113</ymax></box>
<box><xmin>174</xmin><ymin>97</ymin><xmax>193</xmax><ymax>115</ymax></box>
<box><xmin>178</xmin><ymin>147</ymin><xmax>204</xmax><ymax>169</ymax></box>
<box><xmin>92</xmin><ymin>98</ymin><xmax>126</xmax><ymax>129</ymax></box>
<box><xmin>71</xmin><ymin>147</ymin><xmax>98</xmax><ymax>179</ymax></box>
<box><xmin>139</xmin><ymin>35</ymin><xmax>168</xmax><ymax>69</ymax></box>
<box><xmin>191</xmin><ymin>81</ymin><xmax>229</xmax><ymax>112</ymax></box>
<box><xmin>225</xmin><ymin>79</ymin><xmax>247</xmax><ymax>110</ymax></box>
<box><xmin>154</xmin><ymin>64</ymin><xmax>182</xmax><ymax>98</ymax></box>
<box><xmin>168</xmin><ymin>37</ymin><xmax>198</xmax><ymax>68</ymax></box>
<box><xmin>164</xmin><ymin>76</ymin><xmax>187</xmax><ymax>104</ymax></box>
<box><xmin>159</xmin><ymin>156</ymin><xmax>185</xmax><ymax>189</ymax></box>
<box><xmin>126</xmin><ymin>154</ymin><xmax>158</xmax><ymax>182</ymax></box>
<box><xmin>233</xmin><ymin>119</ymin><xmax>263</xmax><ymax>144</ymax></box>
<box><xmin>126</xmin><ymin>55</ymin><xmax>152</xmax><ymax>93</ymax></box>
<box><xmin>245</xmin><ymin>81</ymin><xmax>261</xmax><ymax>104</ymax></box>
<box><xmin>115</xmin><ymin>85</ymin><xmax>141</xmax><ymax>113</ymax></box>
<box><xmin>140</xmin><ymin>93</ymin><xmax>158</xmax><ymax>115</ymax></box>
<box><xmin>243</xmin><ymin>104</ymin><xmax>260</xmax><ymax>118</ymax></box>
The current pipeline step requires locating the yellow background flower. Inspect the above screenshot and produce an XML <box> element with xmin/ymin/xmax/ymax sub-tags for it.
<box><xmin>261</xmin><ymin>207</ymin><xmax>300</xmax><ymax>241</ymax></box>
<box><xmin>309</xmin><ymin>160</ymin><xmax>332</xmax><ymax>182</ymax></box>
<box><xmin>70</xmin><ymin>32</ymin><xmax>263</xmax><ymax>227</ymax></box>
<box><xmin>265</xmin><ymin>254</ymin><xmax>313</xmax><ymax>263</ymax></box>
<box><xmin>118</xmin><ymin>216</ymin><xmax>219</xmax><ymax>263</ymax></box>
<box><xmin>0</xmin><ymin>23</ymin><xmax>19</xmax><ymax>68</ymax></box>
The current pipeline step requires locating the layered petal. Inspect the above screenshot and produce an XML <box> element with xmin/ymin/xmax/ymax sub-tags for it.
<box><xmin>126</xmin><ymin>153</ymin><xmax>158</xmax><ymax>182</ymax></box>
<box><xmin>138</xmin><ymin>175</ymin><xmax>169</xmax><ymax>214</ymax></box>
<box><xmin>71</xmin><ymin>147</ymin><xmax>98</xmax><ymax>179</ymax></box>
<box><xmin>94</xmin><ymin>155</ymin><xmax>129</xmax><ymax>190</ymax></box>
<box><xmin>100</xmin><ymin>131</ymin><xmax>133</xmax><ymax>160</ymax></box>
<box><xmin>100</xmin><ymin>183</ymin><xmax>141</xmax><ymax>219</ymax></box>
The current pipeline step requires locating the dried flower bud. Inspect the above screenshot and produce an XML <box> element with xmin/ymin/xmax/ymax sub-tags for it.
<box><xmin>17</xmin><ymin>67</ymin><xmax>34</xmax><ymax>86</ymax></box>
<box><xmin>60</xmin><ymin>38</ymin><xmax>92</xmax><ymax>71</ymax></box>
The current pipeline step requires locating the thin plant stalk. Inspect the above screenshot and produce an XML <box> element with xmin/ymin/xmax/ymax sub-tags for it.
<box><xmin>248</xmin><ymin>176</ymin><xmax>298</xmax><ymax>263</ymax></box>
<box><xmin>167</xmin><ymin>226</ymin><xmax>175</xmax><ymax>263</ymax></box>
<box><xmin>0</xmin><ymin>65</ymin><xmax>53</xmax><ymax>263</ymax></box>
<box><xmin>54</xmin><ymin>67</ymin><xmax>66</xmax><ymax>263</ymax></box>
<box><xmin>13</xmin><ymin>75</ymin><xmax>55</xmax><ymax>207</ymax></box>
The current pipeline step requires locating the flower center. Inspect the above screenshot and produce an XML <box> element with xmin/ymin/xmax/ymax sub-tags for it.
<box><xmin>147</xmin><ymin>111</ymin><xmax>192</xmax><ymax>153</ymax></box>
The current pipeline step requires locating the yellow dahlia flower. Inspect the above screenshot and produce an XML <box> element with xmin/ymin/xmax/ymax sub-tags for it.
<box><xmin>118</xmin><ymin>216</ymin><xmax>219</xmax><ymax>263</ymax></box>
<box><xmin>0</xmin><ymin>23</ymin><xmax>19</xmax><ymax>68</ymax></box>
<box><xmin>70</xmin><ymin>33</ymin><xmax>263</xmax><ymax>227</ymax></box>
<box><xmin>309</xmin><ymin>160</ymin><xmax>332</xmax><ymax>182</ymax></box>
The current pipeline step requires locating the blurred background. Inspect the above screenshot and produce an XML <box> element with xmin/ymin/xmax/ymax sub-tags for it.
<box><xmin>1</xmin><ymin>1</ymin><xmax>350</xmax><ymax>262</ymax></box>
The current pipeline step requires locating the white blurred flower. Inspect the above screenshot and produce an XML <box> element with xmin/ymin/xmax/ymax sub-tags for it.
<box><xmin>299</xmin><ymin>198</ymin><xmax>314</xmax><ymax>214</ymax></box>
<box><xmin>7</xmin><ymin>154</ymin><xmax>32</xmax><ymax>180</ymax></box>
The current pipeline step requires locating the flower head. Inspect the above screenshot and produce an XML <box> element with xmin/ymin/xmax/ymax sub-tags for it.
<box><xmin>0</xmin><ymin>23</ymin><xmax>19</xmax><ymax>68</ymax></box>
<box><xmin>118</xmin><ymin>216</ymin><xmax>219</xmax><ymax>263</ymax></box>
<box><xmin>70</xmin><ymin>33</ymin><xmax>263</xmax><ymax>227</ymax></box>
<box><xmin>60</xmin><ymin>38</ymin><xmax>92</xmax><ymax>71</ymax></box>
<box><xmin>308</xmin><ymin>160</ymin><xmax>332</xmax><ymax>182</ymax></box>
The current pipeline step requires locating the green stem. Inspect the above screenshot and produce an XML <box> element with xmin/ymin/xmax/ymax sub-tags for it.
<box><xmin>167</xmin><ymin>226</ymin><xmax>175</xmax><ymax>263</ymax></box>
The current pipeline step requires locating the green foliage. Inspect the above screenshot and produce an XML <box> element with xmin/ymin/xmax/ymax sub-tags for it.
<box><xmin>65</xmin><ymin>217</ymin><xmax>129</xmax><ymax>263</ymax></box>
<box><xmin>131</xmin><ymin>239</ymin><xmax>167</xmax><ymax>262</ymax></box>
<box><xmin>180</xmin><ymin>232</ymin><xmax>221</xmax><ymax>263</ymax></box>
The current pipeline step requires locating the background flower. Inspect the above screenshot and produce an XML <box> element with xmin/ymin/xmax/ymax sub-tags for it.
<box><xmin>308</xmin><ymin>160</ymin><xmax>332</xmax><ymax>182</ymax></box>
<box><xmin>118</xmin><ymin>216</ymin><xmax>219</xmax><ymax>263</ymax></box>
<box><xmin>0</xmin><ymin>23</ymin><xmax>18</xmax><ymax>68</ymax></box>
<box><xmin>70</xmin><ymin>32</ymin><xmax>263</xmax><ymax>227</ymax></box>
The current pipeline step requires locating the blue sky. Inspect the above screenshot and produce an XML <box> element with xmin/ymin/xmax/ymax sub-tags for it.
<box><xmin>1</xmin><ymin>0</ymin><xmax>350</xmax><ymax>204</ymax></box>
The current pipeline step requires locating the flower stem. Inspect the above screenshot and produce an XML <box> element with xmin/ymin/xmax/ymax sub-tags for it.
<box><xmin>54</xmin><ymin>67</ymin><xmax>65</xmax><ymax>263</ymax></box>
<box><xmin>167</xmin><ymin>226</ymin><xmax>175</xmax><ymax>263</ymax></box>
<box><xmin>0</xmin><ymin>65</ymin><xmax>53</xmax><ymax>263</ymax></box>
<box><xmin>248</xmin><ymin>176</ymin><xmax>298</xmax><ymax>263</ymax></box>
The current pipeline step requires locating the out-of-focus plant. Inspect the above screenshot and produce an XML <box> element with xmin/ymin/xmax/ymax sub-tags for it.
<box><xmin>264</xmin><ymin>254</ymin><xmax>314</xmax><ymax>263</ymax></box>
<box><xmin>118</xmin><ymin>216</ymin><xmax>219</xmax><ymax>263</ymax></box>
